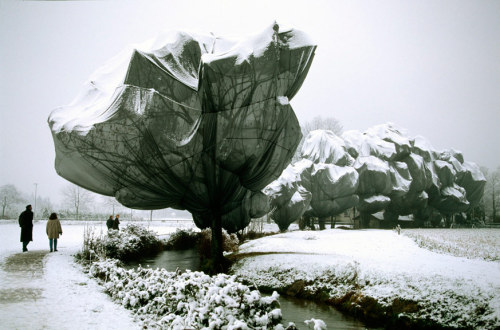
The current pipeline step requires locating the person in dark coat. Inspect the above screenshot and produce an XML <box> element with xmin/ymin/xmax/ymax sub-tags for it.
<box><xmin>113</xmin><ymin>214</ymin><xmax>120</xmax><ymax>230</ymax></box>
<box><xmin>19</xmin><ymin>204</ymin><xmax>34</xmax><ymax>252</ymax></box>
<box><xmin>106</xmin><ymin>215</ymin><xmax>114</xmax><ymax>231</ymax></box>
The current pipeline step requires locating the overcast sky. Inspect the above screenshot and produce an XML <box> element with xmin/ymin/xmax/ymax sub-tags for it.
<box><xmin>0</xmin><ymin>0</ymin><xmax>499</xmax><ymax>205</ymax></box>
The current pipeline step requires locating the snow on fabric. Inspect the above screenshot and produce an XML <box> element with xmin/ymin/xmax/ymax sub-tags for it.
<box><xmin>48</xmin><ymin>23</ymin><xmax>316</xmax><ymax>233</ymax></box>
<box><xmin>300</xmin><ymin>130</ymin><xmax>353</xmax><ymax>166</ymax></box>
<box><xmin>263</xmin><ymin>163</ymin><xmax>312</xmax><ymax>231</ymax></box>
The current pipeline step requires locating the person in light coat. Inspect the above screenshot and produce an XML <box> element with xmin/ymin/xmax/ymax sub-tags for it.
<box><xmin>46</xmin><ymin>212</ymin><xmax>63</xmax><ymax>252</ymax></box>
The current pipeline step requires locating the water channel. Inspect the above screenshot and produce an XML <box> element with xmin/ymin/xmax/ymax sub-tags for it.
<box><xmin>126</xmin><ymin>249</ymin><xmax>373</xmax><ymax>329</ymax></box>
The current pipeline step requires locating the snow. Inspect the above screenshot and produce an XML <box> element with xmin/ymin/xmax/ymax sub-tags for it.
<box><xmin>277</xmin><ymin>96</ymin><xmax>289</xmax><ymax>105</ymax></box>
<box><xmin>0</xmin><ymin>220</ymin><xmax>196</xmax><ymax>329</ymax></box>
<box><xmin>290</xmin><ymin>190</ymin><xmax>306</xmax><ymax>203</ymax></box>
<box><xmin>353</xmin><ymin>155</ymin><xmax>390</xmax><ymax>173</ymax></box>
<box><xmin>363</xmin><ymin>195</ymin><xmax>391</xmax><ymax>204</ymax></box>
<box><xmin>411</xmin><ymin>135</ymin><xmax>437</xmax><ymax>162</ymax></box>
<box><xmin>341</xmin><ymin>130</ymin><xmax>364</xmax><ymax>158</ymax></box>
<box><xmin>49</xmin><ymin>28</ymin><xmax>220</xmax><ymax>133</ymax></box>
<box><xmin>202</xmin><ymin>23</ymin><xmax>276</xmax><ymax>65</ymax></box>
<box><xmin>304</xmin><ymin>318</ymin><xmax>327</xmax><ymax>330</ymax></box>
<box><xmin>232</xmin><ymin>229</ymin><xmax>500</xmax><ymax>329</ymax></box>
<box><xmin>4</xmin><ymin>218</ymin><xmax>498</xmax><ymax>328</ymax></box>
<box><xmin>389</xmin><ymin>163</ymin><xmax>411</xmax><ymax>195</ymax></box>
<box><xmin>365</xmin><ymin>123</ymin><xmax>410</xmax><ymax>151</ymax></box>
<box><xmin>463</xmin><ymin>161</ymin><xmax>486</xmax><ymax>181</ymax></box>
<box><xmin>1</xmin><ymin>220</ymin><xmax>330</xmax><ymax>328</ymax></box>
<box><xmin>0</xmin><ymin>220</ymin><xmax>138</xmax><ymax>329</ymax></box>
<box><xmin>301</xmin><ymin>130</ymin><xmax>351</xmax><ymax>165</ymax></box>
<box><xmin>89</xmin><ymin>260</ymin><xmax>286</xmax><ymax>329</ymax></box>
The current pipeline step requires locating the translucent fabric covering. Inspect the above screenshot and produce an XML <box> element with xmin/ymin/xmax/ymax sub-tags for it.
<box><xmin>48</xmin><ymin>23</ymin><xmax>316</xmax><ymax>232</ymax></box>
<box><xmin>264</xmin><ymin>162</ymin><xmax>312</xmax><ymax>230</ymax></box>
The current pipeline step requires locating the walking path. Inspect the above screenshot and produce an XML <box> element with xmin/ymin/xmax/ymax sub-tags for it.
<box><xmin>0</xmin><ymin>222</ymin><xmax>138</xmax><ymax>330</ymax></box>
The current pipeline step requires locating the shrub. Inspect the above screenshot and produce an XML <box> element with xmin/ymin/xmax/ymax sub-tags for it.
<box><xmin>239</xmin><ymin>230</ymin><xmax>279</xmax><ymax>242</ymax></box>
<box><xmin>89</xmin><ymin>259</ymin><xmax>286</xmax><ymax>329</ymax></box>
<box><xmin>164</xmin><ymin>228</ymin><xmax>199</xmax><ymax>250</ymax></box>
<box><xmin>75</xmin><ymin>224</ymin><xmax>107</xmax><ymax>263</ymax></box>
<box><xmin>76</xmin><ymin>223</ymin><xmax>164</xmax><ymax>263</ymax></box>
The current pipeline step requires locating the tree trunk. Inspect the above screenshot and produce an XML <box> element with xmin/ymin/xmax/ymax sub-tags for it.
<box><xmin>309</xmin><ymin>217</ymin><xmax>316</xmax><ymax>230</ymax></box>
<box><xmin>298</xmin><ymin>217</ymin><xmax>306</xmax><ymax>230</ymax></box>
<box><xmin>330</xmin><ymin>216</ymin><xmax>336</xmax><ymax>229</ymax></box>
<box><xmin>360</xmin><ymin>213</ymin><xmax>370</xmax><ymax>229</ymax></box>
<box><xmin>2</xmin><ymin>196</ymin><xmax>6</xmax><ymax>218</ymax></box>
<box><xmin>209</xmin><ymin>211</ymin><xmax>225</xmax><ymax>275</ymax></box>
<box><xmin>493</xmin><ymin>184</ymin><xmax>496</xmax><ymax>222</ymax></box>
<box><xmin>201</xmin><ymin>110</ymin><xmax>227</xmax><ymax>274</ymax></box>
<box><xmin>318</xmin><ymin>217</ymin><xmax>326</xmax><ymax>230</ymax></box>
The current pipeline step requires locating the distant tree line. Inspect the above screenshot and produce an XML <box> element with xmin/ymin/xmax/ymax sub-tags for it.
<box><xmin>0</xmin><ymin>183</ymin><xmax>187</xmax><ymax>221</ymax></box>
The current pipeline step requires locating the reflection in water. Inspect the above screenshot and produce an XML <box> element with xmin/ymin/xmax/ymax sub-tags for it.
<box><xmin>126</xmin><ymin>249</ymin><xmax>372</xmax><ymax>329</ymax></box>
<box><xmin>124</xmin><ymin>249</ymin><xmax>200</xmax><ymax>272</ymax></box>
<box><xmin>278</xmin><ymin>295</ymin><xmax>368</xmax><ymax>329</ymax></box>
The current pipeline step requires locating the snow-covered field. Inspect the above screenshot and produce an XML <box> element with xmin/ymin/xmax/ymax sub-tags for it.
<box><xmin>231</xmin><ymin>228</ymin><xmax>500</xmax><ymax>329</ymax></box>
<box><xmin>403</xmin><ymin>228</ymin><xmax>500</xmax><ymax>261</ymax></box>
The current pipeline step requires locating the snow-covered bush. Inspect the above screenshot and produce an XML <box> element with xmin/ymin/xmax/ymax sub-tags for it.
<box><xmin>164</xmin><ymin>228</ymin><xmax>199</xmax><ymax>250</ymax></box>
<box><xmin>89</xmin><ymin>259</ymin><xmax>288</xmax><ymax>329</ymax></box>
<box><xmin>75</xmin><ymin>224</ymin><xmax>107</xmax><ymax>262</ymax></box>
<box><xmin>77</xmin><ymin>223</ymin><xmax>164</xmax><ymax>262</ymax></box>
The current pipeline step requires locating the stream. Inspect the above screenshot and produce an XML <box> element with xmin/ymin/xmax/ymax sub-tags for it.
<box><xmin>126</xmin><ymin>249</ymin><xmax>371</xmax><ymax>329</ymax></box>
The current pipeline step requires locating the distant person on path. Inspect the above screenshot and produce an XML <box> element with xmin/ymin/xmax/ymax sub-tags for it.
<box><xmin>19</xmin><ymin>204</ymin><xmax>33</xmax><ymax>252</ymax></box>
<box><xmin>46</xmin><ymin>212</ymin><xmax>63</xmax><ymax>252</ymax></box>
<box><xmin>396</xmin><ymin>224</ymin><xmax>401</xmax><ymax>235</ymax></box>
<box><xmin>106</xmin><ymin>215</ymin><xmax>114</xmax><ymax>231</ymax></box>
<box><xmin>113</xmin><ymin>214</ymin><xmax>120</xmax><ymax>230</ymax></box>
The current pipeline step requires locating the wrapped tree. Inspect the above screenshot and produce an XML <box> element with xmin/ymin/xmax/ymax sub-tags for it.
<box><xmin>48</xmin><ymin>23</ymin><xmax>316</xmax><ymax>272</ymax></box>
<box><xmin>265</xmin><ymin>130</ymin><xmax>359</xmax><ymax>231</ymax></box>
<box><xmin>264</xmin><ymin>161</ymin><xmax>313</xmax><ymax>232</ymax></box>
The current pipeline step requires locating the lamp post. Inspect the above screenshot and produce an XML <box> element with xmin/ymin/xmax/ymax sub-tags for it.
<box><xmin>33</xmin><ymin>183</ymin><xmax>38</xmax><ymax>219</ymax></box>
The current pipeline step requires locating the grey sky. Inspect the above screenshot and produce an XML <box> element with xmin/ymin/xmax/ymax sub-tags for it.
<box><xmin>0</xmin><ymin>0</ymin><xmax>499</xmax><ymax>205</ymax></box>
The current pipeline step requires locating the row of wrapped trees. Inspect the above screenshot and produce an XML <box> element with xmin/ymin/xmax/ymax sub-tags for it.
<box><xmin>265</xmin><ymin>123</ymin><xmax>486</xmax><ymax>231</ymax></box>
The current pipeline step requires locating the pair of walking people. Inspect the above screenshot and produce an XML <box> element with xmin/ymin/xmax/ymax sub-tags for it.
<box><xmin>106</xmin><ymin>214</ymin><xmax>120</xmax><ymax>231</ymax></box>
<box><xmin>19</xmin><ymin>205</ymin><xmax>63</xmax><ymax>252</ymax></box>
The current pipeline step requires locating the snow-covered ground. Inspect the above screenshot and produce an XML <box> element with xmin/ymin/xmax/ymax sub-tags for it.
<box><xmin>0</xmin><ymin>220</ymin><xmax>194</xmax><ymax>330</ymax></box>
<box><xmin>3</xmin><ymin>219</ymin><xmax>499</xmax><ymax>329</ymax></box>
<box><xmin>231</xmin><ymin>228</ymin><xmax>500</xmax><ymax>329</ymax></box>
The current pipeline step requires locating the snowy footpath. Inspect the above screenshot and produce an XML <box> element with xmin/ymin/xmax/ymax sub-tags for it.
<box><xmin>231</xmin><ymin>229</ymin><xmax>500</xmax><ymax>329</ymax></box>
<box><xmin>0</xmin><ymin>221</ymin><xmax>139</xmax><ymax>329</ymax></box>
<box><xmin>0</xmin><ymin>220</ymin><xmax>182</xmax><ymax>330</ymax></box>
